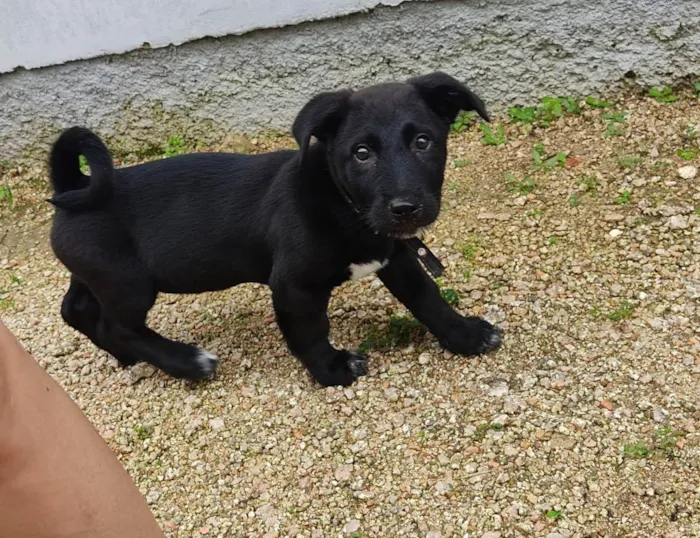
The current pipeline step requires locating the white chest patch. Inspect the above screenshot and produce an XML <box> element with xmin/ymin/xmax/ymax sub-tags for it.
<box><xmin>348</xmin><ymin>259</ymin><xmax>388</xmax><ymax>281</ymax></box>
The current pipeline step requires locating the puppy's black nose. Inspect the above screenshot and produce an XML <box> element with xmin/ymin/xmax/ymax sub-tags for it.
<box><xmin>389</xmin><ymin>199</ymin><xmax>420</xmax><ymax>217</ymax></box>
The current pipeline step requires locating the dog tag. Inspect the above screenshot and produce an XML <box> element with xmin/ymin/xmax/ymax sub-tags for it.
<box><xmin>403</xmin><ymin>237</ymin><xmax>445</xmax><ymax>279</ymax></box>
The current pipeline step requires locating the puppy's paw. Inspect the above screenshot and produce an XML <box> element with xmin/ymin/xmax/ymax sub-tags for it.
<box><xmin>312</xmin><ymin>350</ymin><xmax>368</xmax><ymax>387</ymax></box>
<box><xmin>439</xmin><ymin>316</ymin><xmax>503</xmax><ymax>356</ymax></box>
<box><xmin>161</xmin><ymin>348</ymin><xmax>220</xmax><ymax>380</ymax></box>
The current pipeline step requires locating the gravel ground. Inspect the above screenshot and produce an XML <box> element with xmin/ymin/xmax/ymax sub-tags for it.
<box><xmin>1</xmin><ymin>89</ymin><xmax>700</xmax><ymax>537</ymax></box>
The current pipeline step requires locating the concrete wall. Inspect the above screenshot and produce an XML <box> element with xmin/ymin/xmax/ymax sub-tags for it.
<box><xmin>0</xmin><ymin>0</ymin><xmax>413</xmax><ymax>73</ymax></box>
<box><xmin>1</xmin><ymin>0</ymin><xmax>699</xmax><ymax>161</ymax></box>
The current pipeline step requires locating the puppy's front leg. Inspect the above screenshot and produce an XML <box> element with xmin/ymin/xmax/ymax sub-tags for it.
<box><xmin>271</xmin><ymin>284</ymin><xmax>367</xmax><ymax>387</ymax></box>
<box><xmin>379</xmin><ymin>242</ymin><xmax>503</xmax><ymax>356</ymax></box>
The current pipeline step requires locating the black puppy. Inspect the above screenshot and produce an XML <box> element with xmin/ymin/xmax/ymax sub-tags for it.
<box><xmin>49</xmin><ymin>72</ymin><xmax>502</xmax><ymax>387</ymax></box>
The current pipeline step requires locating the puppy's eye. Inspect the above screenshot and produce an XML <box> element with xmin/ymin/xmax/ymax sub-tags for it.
<box><xmin>355</xmin><ymin>145</ymin><xmax>371</xmax><ymax>162</ymax></box>
<box><xmin>415</xmin><ymin>135</ymin><xmax>431</xmax><ymax>150</ymax></box>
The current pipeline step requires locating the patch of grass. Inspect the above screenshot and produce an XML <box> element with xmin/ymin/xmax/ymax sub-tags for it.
<box><xmin>463</xmin><ymin>269</ymin><xmax>473</xmax><ymax>281</ymax></box>
<box><xmin>614</xmin><ymin>190</ymin><xmax>632</xmax><ymax>205</ymax></box>
<box><xmin>586</xmin><ymin>96</ymin><xmax>613</xmax><ymax>108</ymax></box>
<box><xmin>695</xmin><ymin>82</ymin><xmax>700</xmax><ymax>96</ymax></box>
<box><xmin>451</xmin><ymin>111</ymin><xmax>475</xmax><ymax>133</ymax></box>
<box><xmin>602</xmin><ymin>111</ymin><xmax>628</xmax><ymax>123</ymax></box>
<box><xmin>547</xmin><ymin>236</ymin><xmax>558</xmax><ymax>245</ymax></box>
<box><xmin>461</xmin><ymin>237</ymin><xmax>482</xmax><ymax>260</ymax></box>
<box><xmin>78</xmin><ymin>155</ymin><xmax>90</xmax><ymax>174</ymax></box>
<box><xmin>9</xmin><ymin>274</ymin><xmax>21</xmax><ymax>285</ymax></box>
<box><xmin>526</xmin><ymin>209</ymin><xmax>543</xmax><ymax>217</ymax></box>
<box><xmin>591</xmin><ymin>304</ymin><xmax>602</xmax><ymax>319</ymax></box>
<box><xmin>453</xmin><ymin>159</ymin><xmax>472</xmax><ymax>168</ymax></box>
<box><xmin>440</xmin><ymin>288</ymin><xmax>460</xmax><ymax>306</ymax></box>
<box><xmin>480</xmin><ymin>123</ymin><xmax>507</xmax><ymax>146</ymax></box>
<box><xmin>607</xmin><ymin>301</ymin><xmax>634</xmax><ymax>321</ymax></box>
<box><xmin>163</xmin><ymin>136</ymin><xmax>187</xmax><ymax>157</ymax></box>
<box><xmin>579</xmin><ymin>176</ymin><xmax>598</xmax><ymax>192</ymax></box>
<box><xmin>531</xmin><ymin>143</ymin><xmax>566</xmax><ymax>171</ymax></box>
<box><xmin>359</xmin><ymin>315</ymin><xmax>425</xmax><ymax>353</ymax></box>
<box><xmin>618</xmin><ymin>155</ymin><xmax>644</xmax><ymax>169</ymax></box>
<box><xmin>546</xmin><ymin>509</ymin><xmax>563</xmax><ymax>521</ymax></box>
<box><xmin>506</xmin><ymin>173</ymin><xmax>536</xmax><ymax>195</ymax></box>
<box><xmin>474</xmin><ymin>422</ymin><xmax>505</xmax><ymax>441</ymax></box>
<box><xmin>604</xmin><ymin>122</ymin><xmax>625</xmax><ymax>137</ymax></box>
<box><xmin>133</xmin><ymin>424</ymin><xmax>154</xmax><ymax>440</ymax></box>
<box><xmin>655</xmin><ymin>427</ymin><xmax>684</xmax><ymax>458</ymax></box>
<box><xmin>508</xmin><ymin>96</ymin><xmax>581</xmax><ymax>127</ymax></box>
<box><xmin>623</xmin><ymin>442</ymin><xmax>650</xmax><ymax>458</ymax></box>
<box><xmin>0</xmin><ymin>184</ymin><xmax>14</xmax><ymax>209</ymax></box>
<box><xmin>0</xmin><ymin>295</ymin><xmax>15</xmax><ymax>310</ymax></box>
<box><xmin>677</xmin><ymin>147</ymin><xmax>699</xmax><ymax>161</ymax></box>
<box><xmin>349</xmin><ymin>533</ymin><xmax>362</xmax><ymax>538</ymax></box>
<box><xmin>649</xmin><ymin>87</ymin><xmax>678</xmax><ymax>103</ymax></box>
<box><xmin>694</xmin><ymin>208</ymin><xmax>700</xmax><ymax>216</ymax></box>
<box><xmin>507</xmin><ymin>105</ymin><xmax>539</xmax><ymax>124</ymax></box>
<box><xmin>447</xmin><ymin>182</ymin><xmax>457</xmax><ymax>191</ymax></box>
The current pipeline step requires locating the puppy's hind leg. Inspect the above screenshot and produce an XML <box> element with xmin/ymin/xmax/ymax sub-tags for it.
<box><xmin>92</xmin><ymin>275</ymin><xmax>218</xmax><ymax>381</ymax></box>
<box><xmin>60</xmin><ymin>276</ymin><xmax>138</xmax><ymax>366</ymax></box>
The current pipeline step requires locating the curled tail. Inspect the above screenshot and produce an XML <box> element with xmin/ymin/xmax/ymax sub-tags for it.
<box><xmin>49</xmin><ymin>126</ymin><xmax>113</xmax><ymax>211</ymax></box>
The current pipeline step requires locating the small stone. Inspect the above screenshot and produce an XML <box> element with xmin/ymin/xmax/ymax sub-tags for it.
<box><xmin>667</xmin><ymin>215</ymin><xmax>689</xmax><ymax>229</ymax></box>
<box><xmin>146</xmin><ymin>490</ymin><xmax>161</xmax><ymax>504</ymax></box>
<box><xmin>418</xmin><ymin>352</ymin><xmax>431</xmax><ymax>365</ymax></box>
<box><xmin>209</xmin><ymin>418</ymin><xmax>225</xmax><ymax>431</ymax></box>
<box><xmin>335</xmin><ymin>465</ymin><xmax>352</xmax><ymax>482</ymax></box>
<box><xmin>343</xmin><ymin>520</ymin><xmax>361</xmax><ymax>534</ymax></box>
<box><xmin>344</xmin><ymin>388</ymin><xmax>355</xmax><ymax>400</ymax></box>
<box><xmin>487</xmin><ymin>380</ymin><xmax>509</xmax><ymax>397</ymax></box>
<box><xmin>678</xmin><ymin>165</ymin><xmax>697</xmax><ymax>179</ymax></box>
<box><xmin>650</xmin><ymin>147</ymin><xmax>659</xmax><ymax>158</ymax></box>
<box><xmin>129</xmin><ymin>363</ymin><xmax>157</xmax><ymax>384</ymax></box>
<box><xmin>426</xmin><ymin>532</ymin><xmax>443</xmax><ymax>538</ymax></box>
<box><xmin>384</xmin><ymin>387</ymin><xmax>399</xmax><ymax>402</ymax></box>
<box><xmin>435</xmin><ymin>479</ymin><xmax>453</xmax><ymax>493</ymax></box>
<box><xmin>609</xmin><ymin>229</ymin><xmax>623</xmax><ymax>238</ymax></box>
<box><xmin>546</xmin><ymin>533</ymin><xmax>566</xmax><ymax>538</ymax></box>
<box><xmin>653</xmin><ymin>406</ymin><xmax>668</xmax><ymax>422</ymax></box>
<box><xmin>482</xmin><ymin>532</ymin><xmax>502</xmax><ymax>538</ymax></box>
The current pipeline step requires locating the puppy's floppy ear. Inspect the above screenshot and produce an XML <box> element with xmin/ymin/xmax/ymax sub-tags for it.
<box><xmin>408</xmin><ymin>72</ymin><xmax>490</xmax><ymax>123</ymax></box>
<box><xmin>292</xmin><ymin>89</ymin><xmax>353</xmax><ymax>157</ymax></box>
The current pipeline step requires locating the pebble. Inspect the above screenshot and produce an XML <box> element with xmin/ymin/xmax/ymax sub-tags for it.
<box><xmin>418</xmin><ymin>352</ymin><xmax>431</xmax><ymax>365</ymax></box>
<box><xmin>678</xmin><ymin>165</ymin><xmax>697</xmax><ymax>179</ymax></box>
<box><xmin>609</xmin><ymin>229</ymin><xmax>623</xmax><ymax>238</ymax></box>
<box><xmin>343</xmin><ymin>520</ymin><xmax>361</xmax><ymax>534</ymax></box>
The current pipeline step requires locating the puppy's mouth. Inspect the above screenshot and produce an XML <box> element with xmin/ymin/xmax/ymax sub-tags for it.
<box><xmin>383</xmin><ymin>225</ymin><xmax>428</xmax><ymax>240</ymax></box>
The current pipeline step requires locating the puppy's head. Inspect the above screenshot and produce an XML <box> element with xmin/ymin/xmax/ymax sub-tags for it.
<box><xmin>293</xmin><ymin>72</ymin><xmax>489</xmax><ymax>238</ymax></box>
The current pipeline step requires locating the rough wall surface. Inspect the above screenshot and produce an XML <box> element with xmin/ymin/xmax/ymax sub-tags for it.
<box><xmin>1</xmin><ymin>0</ymin><xmax>699</xmax><ymax>160</ymax></box>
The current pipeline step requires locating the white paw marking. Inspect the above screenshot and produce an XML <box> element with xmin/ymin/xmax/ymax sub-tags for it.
<box><xmin>348</xmin><ymin>259</ymin><xmax>388</xmax><ymax>281</ymax></box>
<box><xmin>195</xmin><ymin>349</ymin><xmax>219</xmax><ymax>374</ymax></box>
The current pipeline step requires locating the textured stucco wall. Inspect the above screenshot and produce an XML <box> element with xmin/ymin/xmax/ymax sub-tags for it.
<box><xmin>1</xmin><ymin>0</ymin><xmax>699</xmax><ymax>161</ymax></box>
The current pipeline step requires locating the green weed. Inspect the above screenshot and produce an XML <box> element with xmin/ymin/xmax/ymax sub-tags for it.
<box><xmin>677</xmin><ymin>147</ymin><xmax>699</xmax><ymax>161</ymax></box>
<box><xmin>602</xmin><ymin>111</ymin><xmax>628</xmax><ymax>123</ymax></box>
<box><xmin>359</xmin><ymin>316</ymin><xmax>425</xmax><ymax>352</ymax></box>
<box><xmin>607</xmin><ymin>301</ymin><xmax>634</xmax><ymax>321</ymax></box>
<box><xmin>546</xmin><ymin>510</ymin><xmax>563</xmax><ymax>521</ymax></box>
<box><xmin>133</xmin><ymin>425</ymin><xmax>154</xmax><ymax>440</ymax></box>
<box><xmin>506</xmin><ymin>173</ymin><xmax>536</xmax><ymax>195</ymax></box>
<box><xmin>163</xmin><ymin>136</ymin><xmax>187</xmax><ymax>157</ymax></box>
<box><xmin>480</xmin><ymin>123</ymin><xmax>507</xmax><ymax>146</ymax></box>
<box><xmin>507</xmin><ymin>105</ymin><xmax>539</xmax><ymax>124</ymax></box>
<box><xmin>527</xmin><ymin>209</ymin><xmax>543</xmax><ymax>217</ymax></box>
<box><xmin>614</xmin><ymin>190</ymin><xmax>632</xmax><ymax>205</ymax></box>
<box><xmin>531</xmin><ymin>143</ymin><xmax>565</xmax><ymax>171</ymax></box>
<box><xmin>508</xmin><ymin>96</ymin><xmax>581</xmax><ymax>127</ymax></box>
<box><xmin>440</xmin><ymin>288</ymin><xmax>460</xmax><ymax>306</ymax></box>
<box><xmin>453</xmin><ymin>159</ymin><xmax>472</xmax><ymax>168</ymax></box>
<box><xmin>586</xmin><ymin>96</ymin><xmax>613</xmax><ymax>108</ymax></box>
<box><xmin>623</xmin><ymin>442</ymin><xmax>650</xmax><ymax>458</ymax></box>
<box><xmin>649</xmin><ymin>87</ymin><xmax>678</xmax><ymax>103</ymax></box>
<box><xmin>579</xmin><ymin>176</ymin><xmax>598</xmax><ymax>192</ymax></box>
<box><xmin>0</xmin><ymin>184</ymin><xmax>13</xmax><ymax>209</ymax></box>
<box><xmin>547</xmin><ymin>236</ymin><xmax>558</xmax><ymax>245</ymax></box>
<box><xmin>79</xmin><ymin>155</ymin><xmax>90</xmax><ymax>174</ymax></box>
<box><xmin>618</xmin><ymin>155</ymin><xmax>643</xmax><ymax>169</ymax></box>
<box><xmin>451</xmin><ymin>111</ymin><xmax>475</xmax><ymax>133</ymax></box>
